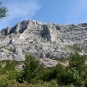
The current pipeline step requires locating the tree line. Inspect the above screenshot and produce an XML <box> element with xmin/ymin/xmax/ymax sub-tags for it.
<box><xmin>0</xmin><ymin>52</ymin><xmax>87</xmax><ymax>87</ymax></box>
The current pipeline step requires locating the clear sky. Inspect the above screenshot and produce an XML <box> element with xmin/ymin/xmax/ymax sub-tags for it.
<box><xmin>0</xmin><ymin>0</ymin><xmax>87</xmax><ymax>30</ymax></box>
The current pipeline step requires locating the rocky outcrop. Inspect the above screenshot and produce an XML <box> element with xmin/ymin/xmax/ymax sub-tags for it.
<box><xmin>39</xmin><ymin>58</ymin><xmax>58</xmax><ymax>68</ymax></box>
<box><xmin>0</xmin><ymin>19</ymin><xmax>87</xmax><ymax>61</ymax></box>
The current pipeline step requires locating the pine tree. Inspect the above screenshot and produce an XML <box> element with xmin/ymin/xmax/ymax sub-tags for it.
<box><xmin>0</xmin><ymin>1</ymin><xmax>8</xmax><ymax>19</ymax></box>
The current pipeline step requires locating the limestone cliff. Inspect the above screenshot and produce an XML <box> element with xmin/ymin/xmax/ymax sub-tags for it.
<box><xmin>0</xmin><ymin>19</ymin><xmax>87</xmax><ymax>61</ymax></box>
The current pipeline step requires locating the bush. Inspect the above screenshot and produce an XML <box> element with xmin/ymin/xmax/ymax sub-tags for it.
<box><xmin>34</xmin><ymin>80</ymin><xmax>58</xmax><ymax>87</ymax></box>
<box><xmin>4</xmin><ymin>60</ymin><xmax>15</xmax><ymax>71</ymax></box>
<box><xmin>0</xmin><ymin>76</ymin><xmax>17</xmax><ymax>87</ymax></box>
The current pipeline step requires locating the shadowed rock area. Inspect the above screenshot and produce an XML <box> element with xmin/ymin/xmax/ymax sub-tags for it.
<box><xmin>0</xmin><ymin>19</ymin><xmax>87</xmax><ymax>61</ymax></box>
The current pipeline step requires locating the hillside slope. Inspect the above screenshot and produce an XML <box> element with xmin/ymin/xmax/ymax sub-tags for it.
<box><xmin>0</xmin><ymin>19</ymin><xmax>87</xmax><ymax>61</ymax></box>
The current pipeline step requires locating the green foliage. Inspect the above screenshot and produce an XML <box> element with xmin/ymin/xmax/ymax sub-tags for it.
<box><xmin>0</xmin><ymin>1</ymin><xmax>8</xmax><ymax>19</ymax></box>
<box><xmin>0</xmin><ymin>60</ymin><xmax>21</xmax><ymax>87</ymax></box>
<box><xmin>4</xmin><ymin>60</ymin><xmax>15</xmax><ymax>71</ymax></box>
<box><xmin>0</xmin><ymin>77</ymin><xmax>17</xmax><ymax>87</ymax></box>
<box><xmin>42</xmin><ymin>63</ymin><xmax>65</xmax><ymax>82</ymax></box>
<box><xmin>22</xmin><ymin>54</ymin><xmax>43</xmax><ymax>83</ymax></box>
<box><xmin>0</xmin><ymin>53</ymin><xmax>87</xmax><ymax>87</ymax></box>
<box><xmin>60</xmin><ymin>67</ymin><xmax>81</xmax><ymax>86</ymax></box>
<box><xmin>67</xmin><ymin>52</ymin><xmax>86</xmax><ymax>86</ymax></box>
<box><xmin>69</xmin><ymin>52</ymin><xmax>85</xmax><ymax>72</ymax></box>
<box><xmin>34</xmin><ymin>80</ymin><xmax>58</xmax><ymax>87</ymax></box>
<box><xmin>7</xmin><ymin>82</ymin><xmax>30</xmax><ymax>87</ymax></box>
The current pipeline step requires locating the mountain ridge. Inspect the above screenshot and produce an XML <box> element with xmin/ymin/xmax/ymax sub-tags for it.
<box><xmin>0</xmin><ymin>19</ymin><xmax>87</xmax><ymax>61</ymax></box>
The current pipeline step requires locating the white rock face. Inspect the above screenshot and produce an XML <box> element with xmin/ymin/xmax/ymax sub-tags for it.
<box><xmin>0</xmin><ymin>20</ymin><xmax>87</xmax><ymax>61</ymax></box>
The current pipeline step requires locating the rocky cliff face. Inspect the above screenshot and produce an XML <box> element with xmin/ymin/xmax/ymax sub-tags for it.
<box><xmin>0</xmin><ymin>19</ymin><xmax>87</xmax><ymax>61</ymax></box>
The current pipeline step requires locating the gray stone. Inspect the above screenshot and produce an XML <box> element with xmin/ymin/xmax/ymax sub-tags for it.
<box><xmin>0</xmin><ymin>19</ymin><xmax>87</xmax><ymax>61</ymax></box>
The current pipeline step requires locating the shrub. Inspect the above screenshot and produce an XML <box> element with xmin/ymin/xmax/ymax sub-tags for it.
<box><xmin>4</xmin><ymin>60</ymin><xmax>15</xmax><ymax>71</ymax></box>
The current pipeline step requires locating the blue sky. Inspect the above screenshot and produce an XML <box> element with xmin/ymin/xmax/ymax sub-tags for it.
<box><xmin>0</xmin><ymin>0</ymin><xmax>87</xmax><ymax>30</ymax></box>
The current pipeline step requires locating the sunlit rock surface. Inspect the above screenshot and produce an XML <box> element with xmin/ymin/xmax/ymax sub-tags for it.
<box><xmin>0</xmin><ymin>20</ymin><xmax>87</xmax><ymax>61</ymax></box>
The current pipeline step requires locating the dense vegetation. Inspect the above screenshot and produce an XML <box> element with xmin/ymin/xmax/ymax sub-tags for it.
<box><xmin>0</xmin><ymin>52</ymin><xmax>87</xmax><ymax>87</ymax></box>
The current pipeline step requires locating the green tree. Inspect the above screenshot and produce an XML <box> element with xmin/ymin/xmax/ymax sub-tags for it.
<box><xmin>69</xmin><ymin>52</ymin><xmax>85</xmax><ymax>73</ymax></box>
<box><xmin>57</xmin><ymin>52</ymin><xmax>86</xmax><ymax>86</ymax></box>
<box><xmin>60</xmin><ymin>67</ymin><xmax>81</xmax><ymax>86</ymax></box>
<box><xmin>42</xmin><ymin>63</ymin><xmax>65</xmax><ymax>82</ymax></box>
<box><xmin>0</xmin><ymin>1</ymin><xmax>8</xmax><ymax>19</ymax></box>
<box><xmin>23</xmin><ymin>54</ymin><xmax>43</xmax><ymax>83</ymax></box>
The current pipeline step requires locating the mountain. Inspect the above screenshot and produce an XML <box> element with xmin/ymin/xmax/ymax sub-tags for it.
<box><xmin>0</xmin><ymin>19</ymin><xmax>87</xmax><ymax>61</ymax></box>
